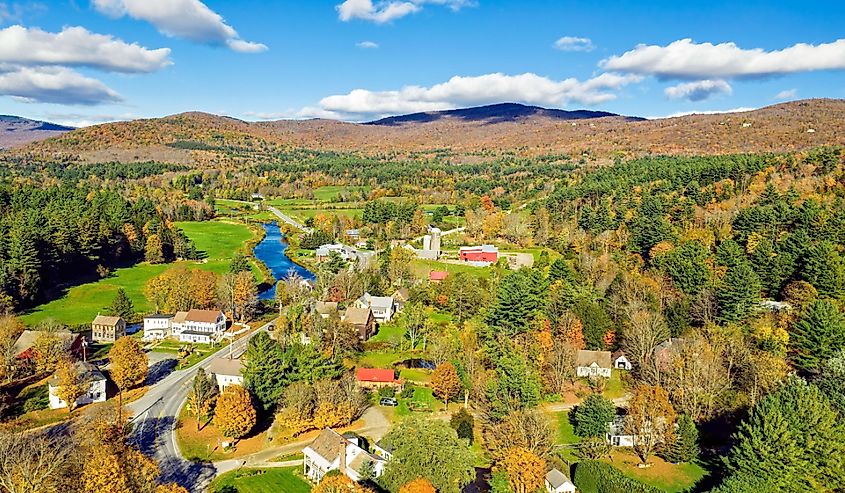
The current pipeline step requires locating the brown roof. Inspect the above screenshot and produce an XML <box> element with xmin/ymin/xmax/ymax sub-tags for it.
<box><xmin>208</xmin><ymin>357</ymin><xmax>243</xmax><ymax>377</ymax></box>
<box><xmin>315</xmin><ymin>301</ymin><xmax>339</xmax><ymax>315</ymax></box>
<box><xmin>576</xmin><ymin>349</ymin><xmax>612</xmax><ymax>369</ymax></box>
<box><xmin>185</xmin><ymin>309</ymin><xmax>224</xmax><ymax>324</ymax></box>
<box><xmin>13</xmin><ymin>330</ymin><xmax>82</xmax><ymax>357</ymax></box>
<box><xmin>392</xmin><ymin>288</ymin><xmax>410</xmax><ymax>302</ymax></box>
<box><xmin>173</xmin><ymin>311</ymin><xmax>189</xmax><ymax>324</ymax></box>
<box><xmin>92</xmin><ymin>315</ymin><xmax>122</xmax><ymax>326</ymax></box>
<box><xmin>305</xmin><ymin>428</ymin><xmax>345</xmax><ymax>462</ymax></box>
<box><xmin>344</xmin><ymin>307</ymin><xmax>372</xmax><ymax>326</ymax></box>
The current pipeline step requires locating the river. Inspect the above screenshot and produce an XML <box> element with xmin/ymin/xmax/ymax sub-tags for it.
<box><xmin>254</xmin><ymin>221</ymin><xmax>316</xmax><ymax>300</ymax></box>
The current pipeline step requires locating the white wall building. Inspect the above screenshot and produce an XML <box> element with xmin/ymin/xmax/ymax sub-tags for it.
<box><xmin>208</xmin><ymin>357</ymin><xmax>244</xmax><ymax>390</ymax></box>
<box><xmin>178</xmin><ymin>309</ymin><xmax>226</xmax><ymax>344</ymax></box>
<box><xmin>48</xmin><ymin>362</ymin><xmax>107</xmax><ymax>410</ymax></box>
<box><xmin>606</xmin><ymin>416</ymin><xmax>635</xmax><ymax>447</ymax></box>
<box><xmin>545</xmin><ymin>468</ymin><xmax>576</xmax><ymax>493</ymax></box>
<box><xmin>576</xmin><ymin>350</ymin><xmax>612</xmax><ymax>378</ymax></box>
<box><xmin>143</xmin><ymin>314</ymin><xmax>174</xmax><ymax>341</ymax></box>
<box><xmin>354</xmin><ymin>292</ymin><xmax>395</xmax><ymax>323</ymax></box>
<box><xmin>303</xmin><ymin>428</ymin><xmax>387</xmax><ymax>483</ymax></box>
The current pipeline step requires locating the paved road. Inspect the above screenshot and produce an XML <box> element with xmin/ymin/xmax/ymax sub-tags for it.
<box><xmin>266</xmin><ymin>205</ymin><xmax>313</xmax><ymax>233</ymax></box>
<box><xmin>128</xmin><ymin>323</ymin><xmax>271</xmax><ymax>492</ymax></box>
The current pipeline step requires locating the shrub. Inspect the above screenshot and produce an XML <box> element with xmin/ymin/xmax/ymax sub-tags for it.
<box><xmin>378</xmin><ymin>386</ymin><xmax>396</xmax><ymax>398</ymax></box>
<box><xmin>573</xmin><ymin>460</ymin><xmax>662</xmax><ymax>493</ymax></box>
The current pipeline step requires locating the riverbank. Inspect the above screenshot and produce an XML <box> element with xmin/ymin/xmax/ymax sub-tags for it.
<box><xmin>253</xmin><ymin>222</ymin><xmax>316</xmax><ymax>300</ymax></box>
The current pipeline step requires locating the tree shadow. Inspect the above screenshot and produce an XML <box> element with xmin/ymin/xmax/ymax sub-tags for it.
<box><xmin>146</xmin><ymin>359</ymin><xmax>178</xmax><ymax>386</ymax></box>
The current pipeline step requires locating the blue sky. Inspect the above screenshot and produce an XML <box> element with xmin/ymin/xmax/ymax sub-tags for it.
<box><xmin>1</xmin><ymin>0</ymin><xmax>844</xmax><ymax>125</ymax></box>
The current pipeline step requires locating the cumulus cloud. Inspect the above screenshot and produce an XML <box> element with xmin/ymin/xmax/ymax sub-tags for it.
<box><xmin>646</xmin><ymin>107</ymin><xmax>757</xmax><ymax>120</ymax></box>
<box><xmin>356</xmin><ymin>40</ymin><xmax>379</xmax><ymax>49</ymax></box>
<box><xmin>553</xmin><ymin>36</ymin><xmax>594</xmax><ymax>52</ymax></box>
<box><xmin>92</xmin><ymin>0</ymin><xmax>266</xmax><ymax>52</ymax></box>
<box><xmin>601</xmin><ymin>38</ymin><xmax>845</xmax><ymax>79</ymax></box>
<box><xmin>775</xmin><ymin>88</ymin><xmax>797</xmax><ymax>100</ymax></box>
<box><xmin>0</xmin><ymin>25</ymin><xmax>171</xmax><ymax>73</ymax></box>
<box><xmin>665</xmin><ymin>79</ymin><xmax>732</xmax><ymax>101</ymax></box>
<box><xmin>0</xmin><ymin>65</ymin><xmax>122</xmax><ymax>105</ymax></box>
<box><xmin>42</xmin><ymin>112</ymin><xmax>136</xmax><ymax>127</ymax></box>
<box><xmin>336</xmin><ymin>0</ymin><xmax>473</xmax><ymax>23</ymax></box>
<box><xmin>308</xmin><ymin>72</ymin><xmax>642</xmax><ymax>120</ymax></box>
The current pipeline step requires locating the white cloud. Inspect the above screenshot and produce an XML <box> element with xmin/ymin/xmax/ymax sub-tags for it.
<box><xmin>553</xmin><ymin>36</ymin><xmax>594</xmax><ymax>52</ymax></box>
<box><xmin>309</xmin><ymin>72</ymin><xmax>642</xmax><ymax>120</ymax></box>
<box><xmin>42</xmin><ymin>112</ymin><xmax>137</xmax><ymax>127</ymax></box>
<box><xmin>646</xmin><ymin>107</ymin><xmax>757</xmax><ymax>120</ymax></box>
<box><xmin>92</xmin><ymin>0</ymin><xmax>266</xmax><ymax>53</ymax></box>
<box><xmin>0</xmin><ymin>65</ymin><xmax>122</xmax><ymax>105</ymax></box>
<box><xmin>601</xmin><ymin>38</ymin><xmax>845</xmax><ymax>79</ymax></box>
<box><xmin>336</xmin><ymin>0</ymin><xmax>473</xmax><ymax>23</ymax></box>
<box><xmin>356</xmin><ymin>40</ymin><xmax>379</xmax><ymax>49</ymax></box>
<box><xmin>0</xmin><ymin>25</ymin><xmax>171</xmax><ymax>73</ymax></box>
<box><xmin>775</xmin><ymin>88</ymin><xmax>797</xmax><ymax>100</ymax></box>
<box><xmin>665</xmin><ymin>79</ymin><xmax>732</xmax><ymax>101</ymax></box>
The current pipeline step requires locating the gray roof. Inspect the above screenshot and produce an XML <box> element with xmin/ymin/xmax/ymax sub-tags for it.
<box><xmin>48</xmin><ymin>361</ymin><xmax>106</xmax><ymax>386</ymax></box>
<box><xmin>576</xmin><ymin>349</ymin><xmax>612</xmax><ymax>369</ymax></box>
<box><xmin>92</xmin><ymin>315</ymin><xmax>123</xmax><ymax>326</ymax></box>
<box><xmin>546</xmin><ymin>468</ymin><xmax>571</xmax><ymax>489</ymax></box>
<box><xmin>144</xmin><ymin>314</ymin><xmax>174</xmax><ymax>319</ymax></box>
<box><xmin>208</xmin><ymin>357</ymin><xmax>243</xmax><ymax>377</ymax></box>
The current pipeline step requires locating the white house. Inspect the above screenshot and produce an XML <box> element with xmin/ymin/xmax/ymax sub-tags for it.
<box><xmin>354</xmin><ymin>292</ymin><xmax>395</xmax><ymax>323</ymax></box>
<box><xmin>606</xmin><ymin>416</ymin><xmax>635</xmax><ymax>447</ymax></box>
<box><xmin>208</xmin><ymin>357</ymin><xmax>244</xmax><ymax>390</ymax></box>
<box><xmin>143</xmin><ymin>314</ymin><xmax>174</xmax><ymax>341</ymax></box>
<box><xmin>576</xmin><ymin>349</ymin><xmax>612</xmax><ymax>378</ymax></box>
<box><xmin>612</xmin><ymin>349</ymin><xmax>632</xmax><ymax>370</ymax></box>
<box><xmin>48</xmin><ymin>362</ymin><xmax>107</xmax><ymax>410</ymax></box>
<box><xmin>303</xmin><ymin>428</ymin><xmax>387</xmax><ymax>483</ymax></box>
<box><xmin>545</xmin><ymin>468</ymin><xmax>576</xmax><ymax>493</ymax></box>
<box><xmin>178</xmin><ymin>309</ymin><xmax>226</xmax><ymax>344</ymax></box>
<box><xmin>171</xmin><ymin>311</ymin><xmax>189</xmax><ymax>336</ymax></box>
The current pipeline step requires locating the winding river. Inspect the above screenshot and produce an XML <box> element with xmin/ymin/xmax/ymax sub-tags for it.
<box><xmin>254</xmin><ymin>221</ymin><xmax>316</xmax><ymax>300</ymax></box>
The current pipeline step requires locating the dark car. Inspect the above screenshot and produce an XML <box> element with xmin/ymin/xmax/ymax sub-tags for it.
<box><xmin>379</xmin><ymin>397</ymin><xmax>399</xmax><ymax>407</ymax></box>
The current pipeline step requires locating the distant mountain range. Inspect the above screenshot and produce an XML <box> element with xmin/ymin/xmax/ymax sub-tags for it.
<box><xmin>3</xmin><ymin>99</ymin><xmax>843</xmax><ymax>162</ymax></box>
<box><xmin>366</xmin><ymin>102</ymin><xmax>644</xmax><ymax>125</ymax></box>
<box><xmin>0</xmin><ymin>116</ymin><xmax>74</xmax><ymax>149</ymax></box>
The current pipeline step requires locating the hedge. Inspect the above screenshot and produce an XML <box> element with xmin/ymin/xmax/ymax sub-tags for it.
<box><xmin>572</xmin><ymin>460</ymin><xmax>662</xmax><ymax>493</ymax></box>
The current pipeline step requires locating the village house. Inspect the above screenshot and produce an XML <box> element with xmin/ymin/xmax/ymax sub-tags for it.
<box><xmin>314</xmin><ymin>301</ymin><xmax>339</xmax><ymax>319</ymax></box>
<box><xmin>208</xmin><ymin>356</ymin><xmax>244</xmax><ymax>390</ymax></box>
<box><xmin>354</xmin><ymin>292</ymin><xmax>395</xmax><ymax>322</ymax></box>
<box><xmin>342</xmin><ymin>307</ymin><xmax>376</xmax><ymax>340</ymax></box>
<box><xmin>373</xmin><ymin>437</ymin><xmax>394</xmax><ymax>461</ymax></box>
<box><xmin>143</xmin><ymin>314</ymin><xmax>174</xmax><ymax>341</ymax></box>
<box><xmin>355</xmin><ymin>368</ymin><xmax>401</xmax><ymax>390</ymax></box>
<box><xmin>391</xmin><ymin>288</ymin><xmax>410</xmax><ymax>312</ymax></box>
<box><xmin>612</xmin><ymin>349</ymin><xmax>633</xmax><ymax>370</ymax></box>
<box><xmin>91</xmin><ymin>315</ymin><xmax>126</xmax><ymax>343</ymax></box>
<box><xmin>171</xmin><ymin>311</ymin><xmax>189</xmax><ymax>336</ymax></box>
<box><xmin>654</xmin><ymin>338</ymin><xmax>686</xmax><ymax>368</ymax></box>
<box><xmin>47</xmin><ymin>361</ymin><xmax>107</xmax><ymax>410</ymax></box>
<box><xmin>303</xmin><ymin>428</ymin><xmax>387</xmax><ymax>483</ymax></box>
<box><xmin>13</xmin><ymin>330</ymin><xmax>85</xmax><ymax>361</ymax></box>
<box><xmin>606</xmin><ymin>416</ymin><xmax>635</xmax><ymax>447</ymax></box>
<box><xmin>576</xmin><ymin>349</ymin><xmax>612</xmax><ymax>378</ymax></box>
<box><xmin>545</xmin><ymin>468</ymin><xmax>576</xmax><ymax>493</ymax></box>
<box><xmin>459</xmin><ymin>244</ymin><xmax>498</xmax><ymax>263</ymax></box>
<box><xmin>177</xmin><ymin>309</ymin><xmax>227</xmax><ymax>344</ymax></box>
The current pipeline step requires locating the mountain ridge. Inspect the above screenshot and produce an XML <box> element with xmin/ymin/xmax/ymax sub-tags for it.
<box><xmin>0</xmin><ymin>116</ymin><xmax>75</xmax><ymax>149</ymax></box>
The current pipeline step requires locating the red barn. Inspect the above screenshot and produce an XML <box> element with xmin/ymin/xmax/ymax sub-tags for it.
<box><xmin>459</xmin><ymin>245</ymin><xmax>498</xmax><ymax>263</ymax></box>
<box><xmin>356</xmin><ymin>368</ymin><xmax>401</xmax><ymax>389</ymax></box>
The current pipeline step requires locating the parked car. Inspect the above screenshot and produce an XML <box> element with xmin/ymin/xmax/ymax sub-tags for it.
<box><xmin>379</xmin><ymin>397</ymin><xmax>399</xmax><ymax>407</ymax></box>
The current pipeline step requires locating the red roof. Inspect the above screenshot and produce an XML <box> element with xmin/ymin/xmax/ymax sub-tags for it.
<box><xmin>429</xmin><ymin>271</ymin><xmax>448</xmax><ymax>281</ymax></box>
<box><xmin>356</xmin><ymin>368</ymin><xmax>397</xmax><ymax>383</ymax></box>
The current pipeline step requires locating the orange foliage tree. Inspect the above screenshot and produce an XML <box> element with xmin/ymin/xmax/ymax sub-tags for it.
<box><xmin>312</xmin><ymin>473</ymin><xmax>373</xmax><ymax>493</ymax></box>
<box><xmin>399</xmin><ymin>478</ymin><xmax>437</xmax><ymax>493</ymax></box>
<box><xmin>431</xmin><ymin>361</ymin><xmax>462</xmax><ymax>411</ymax></box>
<box><xmin>213</xmin><ymin>384</ymin><xmax>257</xmax><ymax>440</ymax></box>
<box><xmin>499</xmin><ymin>447</ymin><xmax>546</xmax><ymax>493</ymax></box>
<box><xmin>625</xmin><ymin>384</ymin><xmax>677</xmax><ymax>464</ymax></box>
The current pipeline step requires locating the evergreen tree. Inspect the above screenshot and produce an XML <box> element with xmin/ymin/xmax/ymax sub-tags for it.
<box><xmin>789</xmin><ymin>299</ymin><xmax>845</xmax><ymax>375</ymax></box>
<box><xmin>717</xmin><ymin>262</ymin><xmax>761</xmax><ymax>323</ymax></box>
<box><xmin>109</xmin><ymin>288</ymin><xmax>135</xmax><ymax>320</ymax></box>
<box><xmin>722</xmin><ymin>378</ymin><xmax>845</xmax><ymax>491</ymax></box>
<box><xmin>816</xmin><ymin>349</ymin><xmax>845</xmax><ymax>415</ymax></box>
<box><xmin>485</xmin><ymin>343</ymin><xmax>541</xmax><ymax>420</ymax></box>
<box><xmin>242</xmin><ymin>331</ymin><xmax>289</xmax><ymax>412</ymax></box>
<box><xmin>488</xmin><ymin>269</ymin><xmax>547</xmax><ymax>336</ymax></box>
<box><xmin>548</xmin><ymin>258</ymin><xmax>577</xmax><ymax>284</ymax></box>
<box><xmin>450</xmin><ymin>408</ymin><xmax>475</xmax><ymax>444</ymax></box>
<box><xmin>658</xmin><ymin>242</ymin><xmax>710</xmax><ymax>296</ymax></box>
<box><xmin>660</xmin><ymin>414</ymin><xmax>698</xmax><ymax>463</ymax></box>
<box><xmin>801</xmin><ymin>241</ymin><xmax>845</xmax><ymax>299</ymax></box>
<box><xmin>229</xmin><ymin>252</ymin><xmax>251</xmax><ymax>274</ymax></box>
<box><xmin>572</xmin><ymin>394</ymin><xmax>616</xmax><ymax>438</ymax></box>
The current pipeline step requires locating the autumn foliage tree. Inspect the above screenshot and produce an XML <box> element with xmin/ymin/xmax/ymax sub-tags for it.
<box><xmin>499</xmin><ymin>447</ymin><xmax>546</xmax><ymax>493</ymax></box>
<box><xmin>109</xmin><ymin>336</ymin><xmax>148</xmax><ymax>416</ymax></box>
<box><xmin>187</xmin><ymin>368</ymin><xmax>217</xmax><ymax>430</ymax></box>
<box><xmin>625</xmin><ymin>384</ymin><xmax>677</xmax><ymax>465</ymax></box>
<box><xmin>213</xmin><ymin>384</ymin><xmax>257</xmax><ymax>440</ymax></box>
<box><xmin>399</xmin><ymin>478</ymin><xmax>437</xmax><ymax>493</ymax></box>
<box><xmin>53</xmin><ymin>358</ymin><xmax>88</xmax><ymax>412</ymax></box>
<box><xmin>312</xmin><ymin>473</ymin><xmax>373</xmax><ymax>493</ymax></box>
<box><xmin>431</xmin><ymin>361</ymin><xmax>462</xmax><ymax>411</ymax></box>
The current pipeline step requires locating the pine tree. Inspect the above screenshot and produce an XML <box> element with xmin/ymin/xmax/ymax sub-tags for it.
<box><xmin>109</xmin><ymin>288</ymin><xmax>134</xmax><ymax>320</ymax></box>
<box><xmin>488</xmin><ymin>269</ymin><xmax>547</xmax><ymax>336</ymax></box>
<box><xmin>789</xmin><ymin>299</ymin><xmax>845</xmax><ymax>375</ymax></box>
<box><xmin>717</xmin><ymin>261</ymin><xmax>761</xmax><ymax>323</ymax></box>
<box><xmin>661</xmin><ymin>414</ymin><xmax>698</xmax><ymax>463</ymax></box>
<box><xmin>450</xmin><ymin>408</ymin><xmax>475</xmax><ymax>444</ymax></box>
<box><xmin>801</xmin><ymin>241</ymin><xmax>845</xmax><ymax>299</ymax></box>
<box><xmin>572</xmin><ymin>393</ymin><xmax>616</xmax><ymax>438</ymax></box>
<box><xmin>816</xmin><ymin>349</ymin><xmax>845</xmax><ymax>415</ymax></box>
<box><xmin>548</xmin><ymin>258</ymin><xmax>576</xmax><ymax>284</ymax></box>
<box><xmin>242</xmin><ymin>331</ymin><xmax>289</xmax><ymax>412</ymax></box>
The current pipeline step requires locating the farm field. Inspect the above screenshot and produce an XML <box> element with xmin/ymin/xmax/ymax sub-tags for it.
<box><xmin>21</xmin><ymin>220</ymin><xmax>258</xmax><ymax>326</ymax></box>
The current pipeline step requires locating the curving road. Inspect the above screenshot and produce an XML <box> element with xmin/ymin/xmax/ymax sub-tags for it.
<box><xmin>128</xmin><ymin>323</ymin><xmax>270</xmax><ymax>492</ymax></box>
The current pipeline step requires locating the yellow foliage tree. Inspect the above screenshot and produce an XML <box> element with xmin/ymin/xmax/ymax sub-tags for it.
<box><xmin>109</xmin><ymin>336</ymin><xmax>148</xmax><ymax>416</ymax></box>
<box><xmin>431</xmin><ymin>361</ymin><xmax>462</xmax><ymax>411</ymax></box>
<box><xmin>0</xmin><ymin>314</ymin><xmax>24</xmax><ymax>383</ymax></box>
<box><xmin>399</xmin><ymin>478</ymin><xmax>438</xmax><ymax>493</ymax></box>
<box><xmin>213</xmin><ymin>384</ymin><xmax>257</xmax><ymax>440</ymax></box>
<box><xmin>155</xmin><ymin>484</ymin><xmax>189</xmax><ymax>493</ymax></box>
<box><xmin>499</xmin><ymin>447</ymin><xmax>546</xmax><ymax>493</ymax></box>
<box><xmin>312</xmin><ymin>474</ymin><xmax>373</xmax><ymax>493</ymax></box>
<box><xmin>53</xmin><ymin>358</ymin><xmax>88</xmax><ymax>412</ymax></box>
<box><xmin>233</xmin><ymin>270</ymin><xmax>258</xmax><ymax>321</ymax></box>
<box><xmin>83</xmin><ymin>441</ymin><xmax>159</xmax><ymax>493</ymax></box>
<box><xmin>189</xmin><ymin>270</ymin><xmax>218</xmax><ymax>310</ymax></box>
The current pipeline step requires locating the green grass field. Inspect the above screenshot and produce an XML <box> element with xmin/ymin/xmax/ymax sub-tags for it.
<box><xmin>210</xmin><ymin>467</ymin><xmax>311</xmax><ymax>493</ymax></box>
<box><xmin>21</xmin><ymin>220</ymin><xmax>257</xmax><ymax>326</ymax></box>
<box><xmin>410</xmin><ymin>259</ymin><xmax>491</xmax><ymax>280</ymax></box>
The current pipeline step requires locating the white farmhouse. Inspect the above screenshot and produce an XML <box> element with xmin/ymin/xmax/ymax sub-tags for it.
<box><xmin>303</xmin><ymin>428</ymin><xmax>387</xmax><ymax>483</ymax></box>
<box><xmin>208</xmin><ymin>357</ymin><xmax>244</xmax><ymax>390</ymax></box>
<box><xmin>576</xmin><ymin>349</ymin><xmax>612</xmax><ymax>378</ymax></box>
<box><xmin>143</xmin><ymin>314</ymin><xmax>174</xmax><ymax>341</ymax></box>
<box><xmin>177</xmin><ymin>309</ymin><xmax>227</xmax><ymax>344</ymax></box>
<box><xmin>48</xmin><ymin>362</ymin><xmax>107</xmax><ymax>410</ymax></box>
<box><xmin>354</xmin><ymin>292</ymin><xmax>395</xmax><ymax>323</ymax></box>
<box><xmin>606</xmin><ymin>416</ymin><xmax>635</xmax><ymax>447</ymax></box>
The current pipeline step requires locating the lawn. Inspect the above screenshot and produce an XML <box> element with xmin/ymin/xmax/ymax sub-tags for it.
<box><xmin>607</xmin><ymin>451</ymin><xmax>710</xmax><ymax>493</ymax></box>
<box><xmin>552</xmin><ymin>410</ymin><xmax>580</xmax><ymax>463</ymax></box>
<box><xmin>410</xmin><ymin>259</ymin><xmax>491</xmax><ymax>280</ymax></box>
<box><xmin>176</xmin><ymin>407</ymin><xmax>269</xmax><ymax>462</ymax></box>
<box><xmin>312</xmin><ymin>185</ymin><xmax>369</xmax><ymax>202</ymax></box>
<box><xmin>603</xmin><ymin>371</ymin><xmax>626</xmax><ymax>399</ymax></box>
<box><xmin>149</xmin><ymin>338</ymin><xmax>230</xmax><ymax>369</ymax></box>
<box><xmin>396</xmin><ymin>386</ymin><xmax>437</xmax><ymax>417</ymax></box>
<box><xmin>21</xmin><ymin>220</ymin><xmax>258</xmax><ymax>326</ymax></box>
<box><xmin>209</xmin><ymin>467</ymin><xmax>311</xmax><ymax>493</ymax></box>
